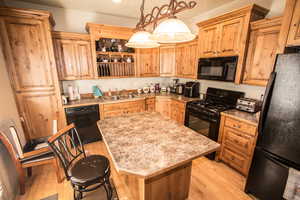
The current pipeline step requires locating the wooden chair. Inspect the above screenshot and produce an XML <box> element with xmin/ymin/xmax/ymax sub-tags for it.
<box><xmin>48</xmin><ymin>123</ymin><xmax>112</xmax><ymax>200</ymax></box>
<box><xmin>0</xmin><ymin>121</ymin><xmax>62</xmax><ymax>195</ymax></box>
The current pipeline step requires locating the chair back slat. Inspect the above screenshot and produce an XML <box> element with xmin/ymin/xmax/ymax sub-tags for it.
<box><xmin>47</xmin><ymin>124</ymin><xmax>86</xmax><ymax>180</ymax></box>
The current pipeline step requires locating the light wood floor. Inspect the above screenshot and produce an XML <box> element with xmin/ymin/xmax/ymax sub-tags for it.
<box><xmin>17</xmin><ymin>141</ymin><xmax>252</xmax><ymax>200</ymax></box>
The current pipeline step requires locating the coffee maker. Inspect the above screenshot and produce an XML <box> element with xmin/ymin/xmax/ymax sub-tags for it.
<box><xmin>184</xmin><ymin>82</ymin><xmax>200</xmax><ymax>98</ymax></box>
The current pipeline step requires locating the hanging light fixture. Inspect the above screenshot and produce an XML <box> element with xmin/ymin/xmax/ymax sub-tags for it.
<box><xmin>126</xmin><ymin>0</ymin><xmax>160</xmax><ymax>48</ymax></box>
<box><xmin>126</xmin><ymin>0</ymin><xmax>197</xmax><ymax>48</ymax></box>
<box><xmin>150</xmin><ymin>0</ymin><xmax>196</xmax><ymax>43</ymax></box>
<box><xmin>151</xmin><ymin>17</ymin><xmax>196</xmax><ymax>43</ymax></box>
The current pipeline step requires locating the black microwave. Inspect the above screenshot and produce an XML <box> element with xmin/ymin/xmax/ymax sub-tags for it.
<box><xmin>197</xmin><ymin>56</ymin><xmax>238</xmax><ymax>82</ymax></box>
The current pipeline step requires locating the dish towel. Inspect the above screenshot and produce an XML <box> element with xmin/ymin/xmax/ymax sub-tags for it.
<box><xmin>283</xmin><ymin>168</ymin><xmax>300</xmax><ymax>200</ymax></box>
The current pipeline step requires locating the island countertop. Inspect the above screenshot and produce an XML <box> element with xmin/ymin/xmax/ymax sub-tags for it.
<box><xmin>97</xmin><ymin>112</ymin><xmax>220</xmax><ymax>178</ymax></box>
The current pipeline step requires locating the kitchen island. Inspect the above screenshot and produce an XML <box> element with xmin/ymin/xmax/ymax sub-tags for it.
<box><xmin>97</xmin><ymin>112</ymin><xmax>220</xmax><ymax>200</ymax></box>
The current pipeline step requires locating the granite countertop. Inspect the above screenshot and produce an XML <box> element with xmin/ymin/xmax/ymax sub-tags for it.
<box><xmin>63</xmin><ymin>93</ymin><xmax>199</xmax><ymax>108</ymax></box>
<box><xmin>222</xmin><ymin>109</ymin><xmax>260</xmax><ymax>125</ymax></box>
<box><xmin>97</xmin><ymin>112</ymin><xmax>220</xmax><ymax>178</ymax></box>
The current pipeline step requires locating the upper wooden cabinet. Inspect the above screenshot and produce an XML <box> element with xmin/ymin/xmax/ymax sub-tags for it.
<box><xmin>243</xmin><ymin>17</ymin><xmax>282</xmax><ymax>86</ymax></box>
<box><xmin>198</xmin><ymin>25</ymin><xmax>219</xmax><ymax>58</ymax></box>
<box><xmin>197</xmin><ymin>4</ymin><xmax>269</xmax><ymax>83</ymax></box>
<box><xmin>137</xmin><ymin>48</ymin><xmax>160</xmax><ymax>77</ymax></box>
<box><xmin>52</xmin><ymin>32</ymin><xmax>94</xmax><ymax>80</ymax></box>
<box><xmin>218</xmin><ymin>17</ymin><xmax>244</xmax><ymax>56</ymax></box>
<box><xmin>0</xmin><ymin>7</ymin><xmax>64</xmax><ymax>140</ymax></box>
<box><xmin>160</xmin><ymin>45</ymin><xmax>176</xmax><ymax>77</ymax></box>
<box><xmin>176</xmin><ymin>40</ymin><xmax>198</xmax><ymax>79</ymax></box>
<box><xmin>286</xmin><ymin>0</ymin><xmax>300</xmax><ymax>46</ymax></box>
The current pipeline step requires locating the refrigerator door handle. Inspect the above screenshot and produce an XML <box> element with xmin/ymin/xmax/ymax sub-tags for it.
<box><xmin>258</xmin><ymin>72</ymin><xmax>277</xmax><ymax>134</ymax></box>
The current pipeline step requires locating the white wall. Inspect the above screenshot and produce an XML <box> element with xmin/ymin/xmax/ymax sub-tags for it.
<box><xmin>5</xmin><ymin>0</ymin><xmax>137</xmax><ymax>33</ymax></box>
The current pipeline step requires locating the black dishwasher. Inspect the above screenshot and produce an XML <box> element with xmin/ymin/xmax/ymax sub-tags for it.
<box><xmin>65</xmin><ymin>105</ymin><xmax>101</xmax><ymax>144</ymax></box>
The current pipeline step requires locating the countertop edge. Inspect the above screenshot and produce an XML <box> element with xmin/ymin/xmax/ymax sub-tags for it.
<box><xmin>221</xmin><ymin>110</ymin><xmax>259</xmax><ymax>126</ymax></box>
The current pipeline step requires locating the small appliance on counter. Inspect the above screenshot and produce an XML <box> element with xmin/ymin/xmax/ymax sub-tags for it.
<box><xmin>184</xmin><ymin>82</ymin><xmax>200</xmax><ymax>98</ymax></box>
<box><xmin>236</xmin><ymin>98</ymin><xmax>262</xmax><ymax>113</ymax></box>
<box><xmin>176</xmin><ymin>83</ymin><xmax>185</xmax><ymax>95</ymax></box>
<box><xmin>92</xmin><ymin>85</ymin><xmax>103</xmax><ymax>98</ymax></box>
<box><xmin>170</xmin><ymin>78</ymin><xmax>179</xmax><ymax>93</ymax></box>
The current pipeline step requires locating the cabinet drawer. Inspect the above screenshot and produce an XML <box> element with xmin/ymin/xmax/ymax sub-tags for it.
<box><xmin>171</xmin><ymin>100</ymin><xmax>185</xmax><ymax>109</ymax></box>
<box><xmin>146</xmin><ymin>98</ymin><xmax>155</xmax><ymax>104</ymax></box>
<box><xmin>225</xmin><ymin>117</ymin><xmax>257</xmax><ymax>136</ymax></box>
<box><xmin>103</xmin><ymin>110</ymin><xmax>124</xmax><ymax>118</ymax></box>
<box><xmin>223</xmin><ymin>127</ymin><xmax>253</xmax><ymax>156</ymax></box>
<box><xmin>103</xmin><ymin>103</ymin><xmax>122</xmax><ymax>111</ymax></box>
<box><xmin>221</xmin><ymin>147</ymin><xmax>249</xmax><ymax>175</ymax></box>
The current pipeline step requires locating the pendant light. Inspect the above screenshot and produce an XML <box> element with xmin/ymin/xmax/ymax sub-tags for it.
<box><xmin>150</xmin><ymin>17</ymin><xmax>196</xmax><ymax>43</ymax></box>
<box><xmin>126</xmin><ymin>30</ymin><xmax>160</xmax><ymax>48</ymax></box>
<box><xmin>126</xmin><ymin>0</ymin><xmax>196</xmax><ymax>48</ymax></box>
<box><xmin>126</xmin><ymin>0</ymin><xmax>159</xmax><ymax>48</ymax></box>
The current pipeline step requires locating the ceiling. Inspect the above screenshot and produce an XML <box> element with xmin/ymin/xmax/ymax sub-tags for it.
<box><xmin>15</xmin><ymin>0</ymin><xmax>235</xmax><ymax>19</ymax></box>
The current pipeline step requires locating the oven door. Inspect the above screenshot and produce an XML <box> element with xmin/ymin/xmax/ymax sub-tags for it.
<box><xmin>185</xmin><ymin>109</ymin><xmax>220</xmax><ymax>159</ymax></box>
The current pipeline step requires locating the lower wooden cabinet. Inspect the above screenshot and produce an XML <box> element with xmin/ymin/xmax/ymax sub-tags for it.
<box><xmin>155</xmin><ymin>98</ymin><xmax>186</xmax><ymax>124</ymax></box>
<box><xmin>218</xmin><ymin>114</ymin><xmax>258</xmax><ymax>176</ymax></box>
<box><xmin>16</xmin><ymin>91</ymin><xmax>61</xmax><ymax>139</ymax></box>
<box><xmin>170</xmin><ymin>100</ymin><xmax>186</xmax><ymax>125</ymax></box>
<box><xmin>243</xmin><ymin>17</ymin><xmax>282</xmax><ymax>86</ymax></box>
<box><xmin>155</xmin><ymin>98</ymin><xmax>172</xmax><ymax>118</ymax></box>
<box><xmin>145</xmin><ymin>97</ymin><xmax>155</xmax><ymax>112</ymax></box>
<box><xmin>102</xmin><ymin>100</ymin><xmax>145</xmax><ymax>119</ymax></box>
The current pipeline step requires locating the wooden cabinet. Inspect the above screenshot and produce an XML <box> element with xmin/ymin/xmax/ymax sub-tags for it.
<box><xmin>0</xmin><ymin>7</ymin><xmax>64</xmax><ymax>140</ymax></box>
<box><xmin>155</xmin><ymin>98</ymin><xmax>171</xmax><ymax>118</ymax></box>
<box><xmin>16</xmin><ymin>91</ymin><xmax>60</xmax><ymax>139</ymax></box>
<box><xmin>218</xmin><ymin>17</ymin><xmax>243</xmax><ymax>56</ymax></box>
<box><xmin>198</xmin><ymin>25</ymin><xmax>219</xmax><ymax>58</ymax></box>
<box><xmin>218</xmin><ymin>114</ymin><xmax>258</xmax><ymax>176</ymax></box>
<box><xmin>286</xmin><ymin>0</ymin><xmax>300</xmax><ymax>46</ymax></box>
<box><xmin>160</xmin><ymin>45</ymin><xmax>176</xmax><ymax>77</ymax></box>
<box><xmin>243</xmin><ymin>17</ymin><xmax>282</xmax><ymax>86</ymax></box>
<box><xmin>102</xmin><ymin>100</ymin><xmax>145</xmax><ymax>119</ymax></box>
<box><xmin>137</xmin><ymin>48</ymin><xmax>160</xmax><ymax>77</ymax></box>
<box><xmin>197</xmin><ymin>5</ymin><xmax>268</xmax><ymax>83</ymax></box>
<box><xmin>53</xmin><ymin>32</ymin><xmax>94</xmax><ymax>80</ymax></box>
<box><xmin>170</xmin><ymin>100</ymin><xmax>186</xmax><ymax>124</ymax></box>
<box><xmin>145</xmin><ymin>97</ymin><xmax>155</xmax><ymax>112</ymax></box>
<box><xmin>176</xmin><ymin>40</ymin><xmax>198</xmax><ymax>79</ymax></box>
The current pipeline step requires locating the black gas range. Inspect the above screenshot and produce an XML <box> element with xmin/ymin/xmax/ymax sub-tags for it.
<box><xmin>185</xmin><ymin>87</ymin><xmax>244</xmax><ymax>159</ymax></box>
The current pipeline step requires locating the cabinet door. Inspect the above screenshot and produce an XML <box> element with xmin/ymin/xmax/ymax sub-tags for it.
<box><xmin>138</xmin><ymin>48</ymin><xmax>159</xmax><ymax>77</ymax></box>
<box><xmin>54</xmin><ymin>39</ymin><xmax>78</xmax><ymax>80</ymax></box>
<box><xmin>17</xmin><ymin>91</ymin><xmax>59</xmax><ymax>139</ymax></box>
<box><xmin>287</xmin><ymin>0</ymin><xmax>300</xmax><ymax>46</ymax></box>
<box><xmin>75</xmin><ymin>40</ymin><xmax>94</xmax><ymax>79</ymax></box>
<box><xmin>160</xmin><ymin>46</ymin><xmax>176</xmax><ymax>77</ymax></box>
<box><xmin>182</xmin><ymin>42</ymin><xmax>198</xmax><ymax>78</ymax></box>
<box><xmin>175</xmin><ymin>46</ymin><xmax>185</xmax><ymax>76</ymax></box>
<box><xmin>170</xmin><ymin>100</ymin><xmax>186</xmax><ymax>124</ymax></box>
<box><xmin>218</xmin><ymin>18</ymin><xmax>243</xmax><ymax>56</ymax></box>
<box><xmin>243</xmin><ymin>19</ymin><xmax>281</xmax><ymax>86</ymax></box>
<box><xmin>155</xmin><ymin>99</ymin><xmax>171</xmax><ymax>118</ymax></box>
<box><xmin>1</xmin><ymin>17</ymin><xmax>55</xmax><ymax>92</ymax></box>
<box><xmin>198</xmin><ymin>25</ymin><xmax>219</xmax><ymax>58</ymax></box>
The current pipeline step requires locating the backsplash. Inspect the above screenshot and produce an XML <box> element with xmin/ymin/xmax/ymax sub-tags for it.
<box><xmin>62</xmin><ymin>77</ymin><xmax>266</xmax><ymax>100</ymax></box>
<box><xmin>62</xmin><ymin>77</ymin><xmax>171</xmax><ymax>94</ymax></box>
<box><xmin>176</xmin><ymin>78</ymin><xmax>266</xmax><ymax>100</ymax></box>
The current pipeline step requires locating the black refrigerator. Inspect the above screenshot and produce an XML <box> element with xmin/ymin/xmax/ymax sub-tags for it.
<box><xmin>245</xmin><ymin>53</ymin><xmax>300</xmax><ymax>200</ymax></box>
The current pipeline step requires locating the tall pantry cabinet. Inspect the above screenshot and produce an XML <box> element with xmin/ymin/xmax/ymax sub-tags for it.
<box><xmin>0</xmin><ymin>7</ymin><xmax>64</xmax><ymax>140</ymax></box>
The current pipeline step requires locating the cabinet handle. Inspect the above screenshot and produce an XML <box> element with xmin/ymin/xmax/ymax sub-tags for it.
<box><xmin>233</xmin><ymin>124</ymin><xmax>241</xmax><ymax>129</ymax></box>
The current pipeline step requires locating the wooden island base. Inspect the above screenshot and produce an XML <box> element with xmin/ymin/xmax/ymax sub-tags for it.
<box><xmin>120</xmin><ymin>162</ymin><xmax>192</xmax><ymax>200</ymax></box>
